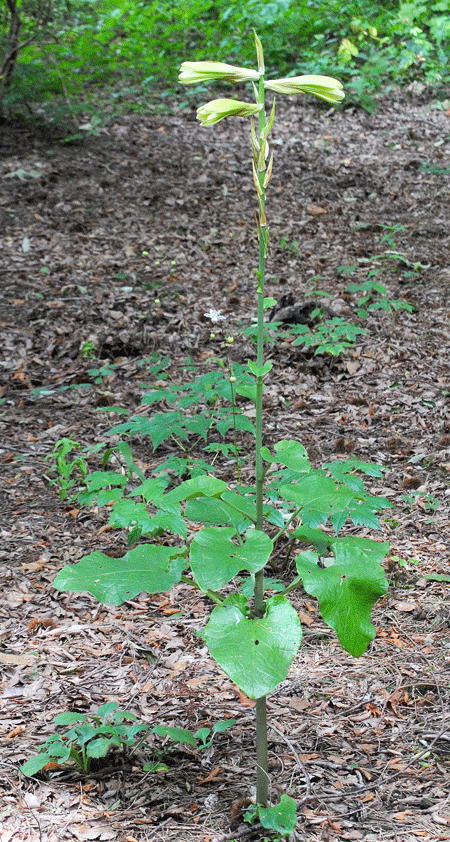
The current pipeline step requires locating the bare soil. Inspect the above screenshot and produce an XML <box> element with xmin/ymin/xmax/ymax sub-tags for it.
<box><xmin>1</xmin><ymin>90</ymin><xmax>450</xmax><ymax>841</ymax></box>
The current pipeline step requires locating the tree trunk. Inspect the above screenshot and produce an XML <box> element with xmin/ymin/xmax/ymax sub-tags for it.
<box><xmin>0</xmin><ymin>0</ymin><xmax>21</xmax><ymax>116</ymax></box>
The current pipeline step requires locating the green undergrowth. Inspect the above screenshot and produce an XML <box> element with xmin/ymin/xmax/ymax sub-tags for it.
<box><xmin>4</xmin><ymin>0</ymin><xmax>450</xmax><ymax>123</ymax></box>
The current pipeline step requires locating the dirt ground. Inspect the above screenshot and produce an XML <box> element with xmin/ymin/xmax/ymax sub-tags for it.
<box><xmin>1</xmin><ymin>89</ymin><xmax>450</xmax><ymax>841</ymax></box>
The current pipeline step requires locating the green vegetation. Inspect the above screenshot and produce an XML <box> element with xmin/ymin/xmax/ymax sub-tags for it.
<box><xmin>49</xmin><ymin>36</ymin><xmax>392</xmax><ymax>832</ymax></box>
<box><xmin>2</xmin><ymin>0</ymin><xmax>450</xmax><ymax>122</ymax></box>
<box><xmin>20</xmin><ymin>703</ymin><xmax>150</xmax><ymax>776</ymax></box>
<box><xmin>20</xmin><ymin>703</ymin><xmax>235</xmax><ymax>776</ymax></box>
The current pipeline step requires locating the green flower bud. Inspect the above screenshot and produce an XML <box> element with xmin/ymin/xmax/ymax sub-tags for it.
<box><xmin>179</xmin><ymin>61</ymin><xmax>260</xmax><ymax>85</ymax></box>
<box><xmin>197</xmin><ymin>99</ymin><xmax>262</xmax><ymax>126</ymax></box>
<box><xmin>265</xmin><ymin>75</ymin><xmax>344</xmax><ymax>103</ymax></box>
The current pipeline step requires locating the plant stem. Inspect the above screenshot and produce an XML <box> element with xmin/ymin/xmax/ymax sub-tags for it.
<box><xmin>255</xmin><ymin>695</ymin><xmax>269</xmax><ymax>804</ymax></box>
<box><xmin>254</xmin><ymin>73</ymin><xmax>267</xmax><ymax>614</ymax></box>
<box><xmin>253</xmin><ymin>67</ymin><xmax>269</xmax><ymax>809</ymax></box>
<box><xmin>228</xmin><ymin>367</ymin><xmax>242</xmax><ymax>484</ymax></box>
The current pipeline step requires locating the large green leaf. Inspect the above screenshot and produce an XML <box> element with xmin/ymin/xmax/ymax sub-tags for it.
<box><xmin>204</xmin><ymin>594</ymin><xmax>301</xmax><ymax>699</ymax></box>
<box><xmin>54</xmin><ymin>545</ymin><xmax>186</xmax><ymax>605</ymax></box>
<box><xmin>280</xmin><ymin>472</ymin><xmax>355</xmax><ymax>529</ymax></box>
<box><xmin>190</xmin><ymin>528</ymin><xmax>273</xmax><ymax>591</ymax></box>
<box><xmin>295</xmin><ymin>537</ymin><xmax>389</xmax><ymax>656</ymax></box>
<box><xmin>258</xmin><ymin>794</ymin><xmax>297</xmax><ymax>834</ymax></box>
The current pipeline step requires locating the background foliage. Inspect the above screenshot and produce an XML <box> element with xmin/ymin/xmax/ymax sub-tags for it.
<box><xmin>2</xmin><ymin>0</ymin><xmax>450</xmax><ymax>121</ymax></box>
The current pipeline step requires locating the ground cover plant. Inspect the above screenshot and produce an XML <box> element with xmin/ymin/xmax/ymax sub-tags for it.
<box><xmin>43</xmin><ymin>35</ymin><xmax>395</xmax><ymax>833</ymax></box>
<box><xmin>21</xmin><ymin>703</ymin><xmax>235</xmax><ymax>776</ymax></box>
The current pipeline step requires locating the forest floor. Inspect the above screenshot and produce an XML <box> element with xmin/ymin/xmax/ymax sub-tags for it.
<box><xmin>1</xmin><ymin>88</ymin><xmax>450</xmax><ymax>842</ymax></box>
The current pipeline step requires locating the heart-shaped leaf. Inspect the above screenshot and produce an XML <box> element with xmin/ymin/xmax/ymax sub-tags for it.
<box><xmin>204</xmin><ymin>594</ymin><xmax>301</xmax><ymax>698</ymax></box>
<box><xmin>295</xmin><ymin>537</ymin><xmax>388</xmax><ymax>656</ymax></box>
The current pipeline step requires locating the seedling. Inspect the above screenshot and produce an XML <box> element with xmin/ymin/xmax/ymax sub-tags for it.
<box><xmin>20</xmin><ymin>705</ymin><xmax>235</xmax><ymax>778</ymax></box>
<box><xmin>20</xmin><ymin>703</ymin><xmax>150</xmax><ymax>776</ymax></box>
<box><xmin>80</xmin><ymin>340</ymin><xmax>98</xmax><ymax>358</ymax></box>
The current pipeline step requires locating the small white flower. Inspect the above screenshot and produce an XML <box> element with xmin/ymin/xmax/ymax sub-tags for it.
<box><xmin>204</xmin><ymin>308</ymin><xmax>226</xmax><ymax>323</ymax></box>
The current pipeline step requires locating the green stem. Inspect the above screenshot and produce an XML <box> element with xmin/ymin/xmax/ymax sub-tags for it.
<box><xmin>254</xmin><ymin>73</ymin><xmax>267</xmax><ymax>617</ymax></box>
<box><xmin>254</xmin><ymin>68</ymin><xmax>269</xmax><ymax>809</ymax></box>
<box><xmin>255</xmin><ymin>695</ymin><xmax>269</xmax><ymax>804</ymax></box>
<box><xmin>228</xmin><ymin>368</ymin><xmax>242</xmax><ymax>484</ymax></box>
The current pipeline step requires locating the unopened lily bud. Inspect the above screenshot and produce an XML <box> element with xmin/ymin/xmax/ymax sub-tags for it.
<box><xmin>254</xmin><ymin>31</ymin><xmax>265</xmax><ymax>74</ymax></box>
<box><xmin>179</xmin><ymin>61</ymin><xmax>260</xmax><ymax>85</ymax></box>
<box><xmin>197</xmin><ymin>99</ymin><xmax>262</xmax><ymax>126</ymax></box>
<box><xmin>265</xmin><ymin>75</ymin><xmax>344</xmax><ymax>103</ymax></box>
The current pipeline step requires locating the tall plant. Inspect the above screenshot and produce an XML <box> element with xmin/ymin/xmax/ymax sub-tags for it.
<box><xmin>55</xmin><ymin>34</ymin><xmax>389</xmax><ymax>822</ymax></box>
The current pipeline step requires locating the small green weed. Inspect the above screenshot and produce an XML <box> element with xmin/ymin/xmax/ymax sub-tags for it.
<box><xmin>346</xmin><ymin>279</ymin><xmax>414</xmax><ymax>318</ymax></box>
<box><xmin>402</xmin><ymin>491</ymin><xmax>440</xmax><ymax>512</ymax></box>
<box><xmin>80</xmin><ymin>340</ymin><xmax>98</xmax><ymax>358</ymax></box>
<box><xmin>46</xmin><ymin>438</ymin><xmax>89</xmax><ymax>501</ymax></box>
<box><xmin>20</xmin><ymin>705</ymin><xmax>235</xmax><ymax>777</ymax></box>
<box><xmin>20</xmin><ymin>703</ymin><xmax>150</xmax><ymax>776</ymax></box>
<box><xmin>88</xmin><ymin>363</ymin><xmax>117</xmax><ymax>384</ymax></box>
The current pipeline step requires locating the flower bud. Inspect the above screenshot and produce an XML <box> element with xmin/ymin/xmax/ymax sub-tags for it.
<box><xmin>197</xmin><ymin>99</ymin><xmax>262</xmax><ymax>126</ymax></box>
<box><xmin>254</xmin><ymin>31</ymin><xmax>265</xmax><ymax>74</ymax></box>
<box><xmin>179</xmin><ymin>61</ymin><xmax>260</xmax><ymax>85</ymax></box>
<box><xmin>265</xmin><ymin>75</ymin><xmax>344</xmax><ymax>103</ymax></box>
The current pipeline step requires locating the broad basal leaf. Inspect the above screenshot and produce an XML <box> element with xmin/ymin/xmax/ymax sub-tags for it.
<box><xmin>258</xmin><ymin>794</ymin><xmax>297</xmax><ymax>834</ymax></box>
<box><xmin>54</xmin><ymin>545</ymin><xmax>186</xmax><ymax>605</ymax></box>
<box><xmin>190</xmin><ymin>527</ymin><xmax>272</xmax><ymax>591</ymax></box>
<box><xmin>295</xmin><ymin>537</ymin><xmax>389</xmax><ymax>656</ymax></box>
<box><xmin>204</xmin><ymin>594</ymin><xmax>302</xmax><ymax>699</ymax></box>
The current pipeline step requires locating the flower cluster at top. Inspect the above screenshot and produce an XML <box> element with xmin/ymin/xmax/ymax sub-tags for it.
<box><xmin>179</xmin><ymin>37</ymin><xmax>344</xmax><ymax>127</ymax></box>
